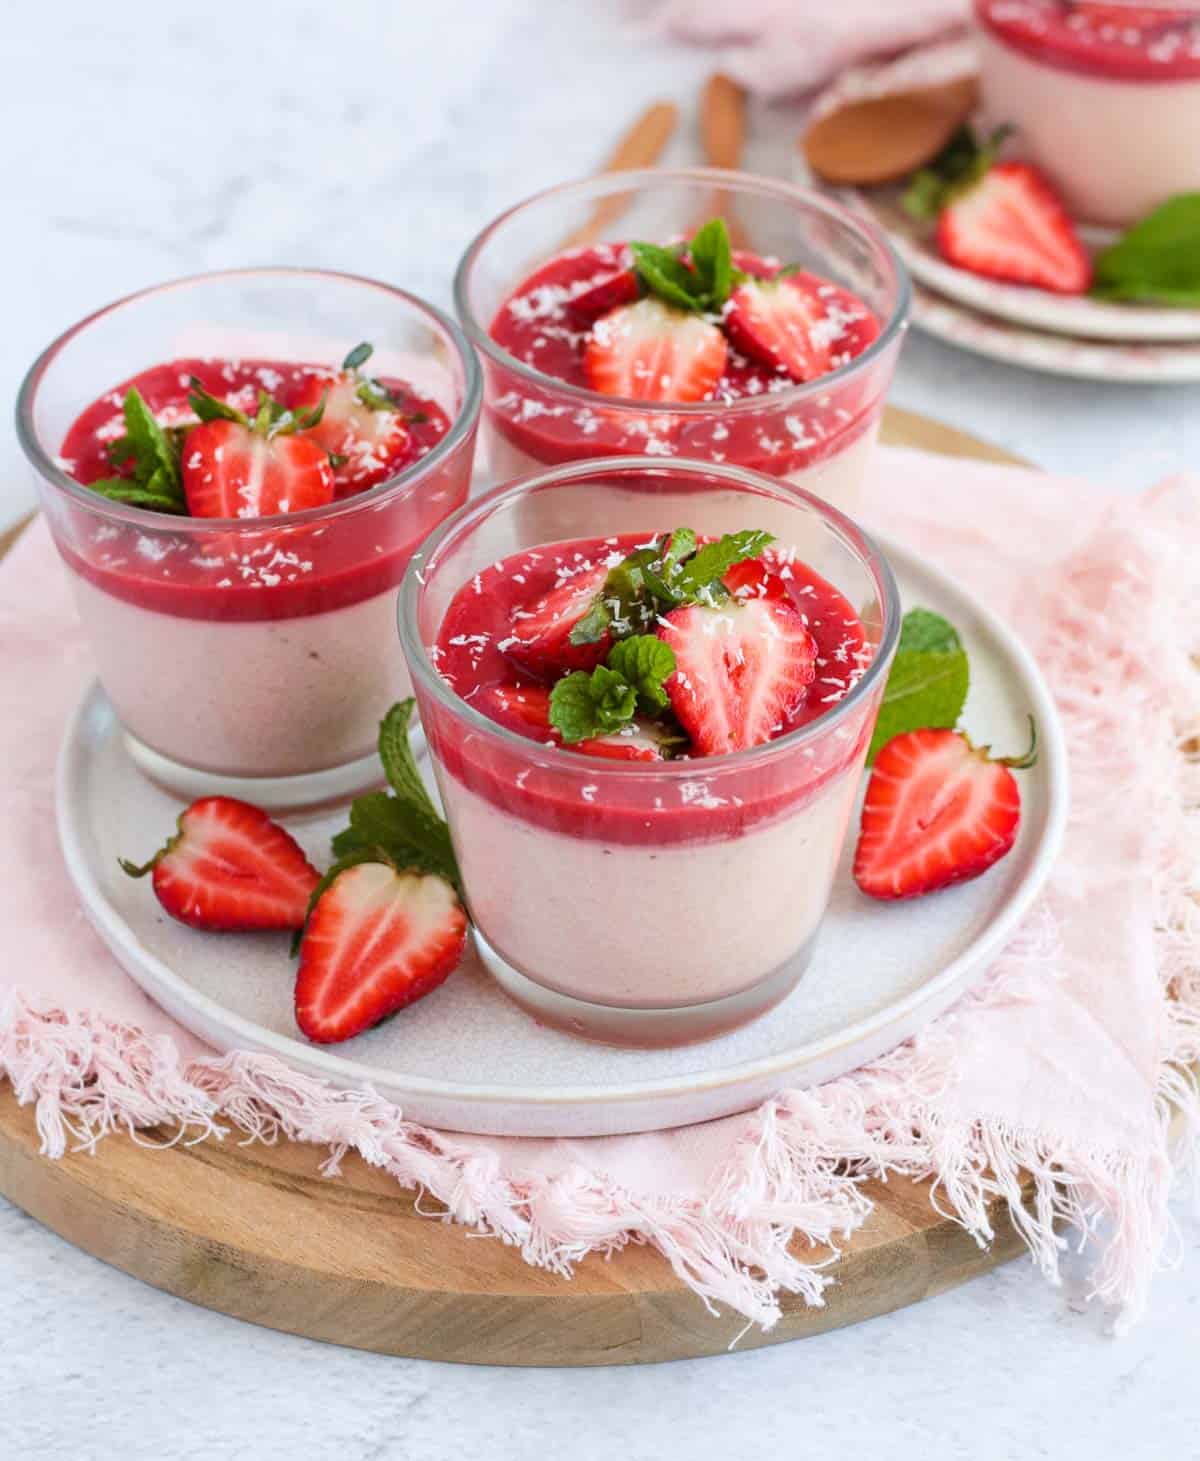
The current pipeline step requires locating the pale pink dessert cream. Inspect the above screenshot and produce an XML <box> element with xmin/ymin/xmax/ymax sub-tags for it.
<box><xmin>975</xmin><ymin>0</ymin><xmax>1200</xmax><ymax>226</ymax></box>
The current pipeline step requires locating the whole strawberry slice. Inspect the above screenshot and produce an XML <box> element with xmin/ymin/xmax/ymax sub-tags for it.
<box><xmin>853</xmin><ymin>723</ymin><xmax>1037</xmax><ymax>900</ymax></box>
<box><xmin>504</xmin><ymin>562</ymin><xmax>612</xmax><ymax>675</ymax></box>
<box><xmin>724</xmin><ymin>273</ymin><xmax>835</xmax><ymax>382</ymax></box>
<box><xmin>182</xmin><ymin>379</ymin><xmax>334</xmax><ymax>518</ymax></box>
<box><xmin>584</xmin><ymin>297</ymin><xmax>728</xmax><ymax>402</ymax></box>
<box><xmin>120</xmin><ymin>796</ymin><xmax>321</xmax><ymax>931</ymax></box>
<box><xmin>937</xmin><ymin>162</ymin><xmax>1092</xmax><ymax>294</ymax></box>
<box><xmin>657</xmin><ymin>598</ymin><xmax>817</xmax><ymax>755</ymax></box>
<box><xmin>295</xmin><ymin>862</ymin><xmax>467</xmax><ymax>1043</ymax></box>
<box><xmin>478</xmin><ymin>683</ymin><xmax>669</xmax><ymax>761</ymax></box>
<box><xmin>292</xmin><ymin>342</ymin><xmax>413</xmax><ymax>499</ymax></box>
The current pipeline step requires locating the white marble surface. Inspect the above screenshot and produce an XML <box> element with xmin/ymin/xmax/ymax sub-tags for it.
<box><xmin>1</xmin><ymin>1</ymin><xmax>1197</xmax><ymax>1456</ymax></box>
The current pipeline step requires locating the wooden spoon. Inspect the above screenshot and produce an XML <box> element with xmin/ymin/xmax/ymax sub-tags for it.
<box><xmin>698</xmin><ymin>72</ymin><xmax>750</xmax><ymax>247</ymax></box>
<box><xmin>803</xmin><ymin>77</ymin><xmax>979</xmax><ymax>187</ymax></box>
<box><xmin>555</xmin><ymin>101</ymin><xmax>679</xmax><ymax>251</ymax></box>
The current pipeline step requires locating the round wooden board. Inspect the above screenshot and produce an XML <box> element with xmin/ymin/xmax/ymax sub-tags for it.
<box><xmin>0</xmin><ymin>407</ymin><xmax>1034</xmax><ymax>1366</ymax></box>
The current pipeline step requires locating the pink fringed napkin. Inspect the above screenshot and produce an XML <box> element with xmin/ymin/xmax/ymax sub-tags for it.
<box><xmin>1</xmin><ymin>446</ymin><xmax>1197</xmax><ymax>1331</ymax></box>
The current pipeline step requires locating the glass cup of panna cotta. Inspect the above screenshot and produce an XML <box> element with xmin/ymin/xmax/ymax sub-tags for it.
<box><xmin>453</xmin><ymin>168</ymin><xmax>910</xmax><ymax>524</ymax></box>
<box><xmin>18</xmin><ymin>268</ymin><xmax>482</xmax><ymax>809</ymax></box>
<box><xmin>974</xmin><ymin>0</ymin><xmax>1200</xmax><ymax>228</ymax></box>
<box><xmin>399</xmin><ymin>456</ymin><xmax>900</xmax><ymax>1048</ymax></box>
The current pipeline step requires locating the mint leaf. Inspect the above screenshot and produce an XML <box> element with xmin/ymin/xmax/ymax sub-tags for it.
<box><xmin>896</xmin><ymin>607</ymin><xmax>961</xmax><ymax>655</ymax></box>
<box><xmin>687</xmin><ymin>217</ymin><xmax>737</xmax><ymax>309</ymax></box>
<box><xmin>89</xmin><ymin>387</ymin><xmax>187</xmax><ymax>514</ymax></box>
<box><xmin>606</xmin><ymin>635</ymin><xmax>677</xmax><ymax>712</ymax></box>
<box><xmin>549</xmin><ymin>666</ymin><xmax>638</xmax><ymax>743</ymax></box>
<box><xmin>1091</xmin><ymin>193</ymin><xmax>1200</xmax><ymax>306</ymax></box>
<box><xmin>674</xmin><ymin>530</ymin><xmax>774</xmax><ymax>600</ymax></box>
<box><xmin>867</xmin><ymin>608</ymin><xmax>969</xmax><ymax>763</ymax></box>
<box><xmin>629</xmin><ymin>242</ymin><xmax>705</xmax><ymax>312</ymax></box>
<box><xmin>86</xmin><ymin>479</ymin><xmax>188</xmax><ymax>514</ymax></box>
<box><xmin>320</xmin><ymin>699</ymin><xmax>463</xmax><ymax>921</ymax></box>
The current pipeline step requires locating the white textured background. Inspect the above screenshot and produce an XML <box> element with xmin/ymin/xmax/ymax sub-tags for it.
<box><xmin>1</xmin><ymin>3</ymin><xmax>1197</xmax><ymax>1457</ymax></box>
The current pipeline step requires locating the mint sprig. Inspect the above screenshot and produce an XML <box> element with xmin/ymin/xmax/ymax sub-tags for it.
<box><xmin>1090</xmin><ymin>193</ymin><xmax>1200</xmax><ymax>307</ymax></box>
<box><xmin>569</xmin><ymin>526</ymin><xmax>774</xmax><ymax>645</ymax></box>
<box><xmin>629</xmin><ymin>217</ymin><xmax>744</xmax><ymax>314</ymax></box>
<box><xmin>867</xmin><ymin>608</ymin><xmax>970</xmax><ymax>763</ymax></box>
<box><xmin>296</xmin><ymin>700</ymin><xmax>461</xmax><ymax>951</ymax></box>
<box><xmin>550</xmin><ymin>635</ymin><xmax>677</xmax><ymax>744</ymax></box>
<box><xmin>87</xmin><ymin>387</ymin><xmax>187</xmax><ymax>514</ymax></box>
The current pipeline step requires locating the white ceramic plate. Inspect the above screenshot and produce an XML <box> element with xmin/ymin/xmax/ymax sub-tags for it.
<box><xmin>908</xmin><ymin>280</ymin><xmax>1200</xmax><ymax>383</ymax></box>
<box><xmin>849</xmin><ymin>187</ymin><xmax>1200</xmax><ymax>345</ymax></box>
<box><xmin>56</xmin><ymin>538</ymin><xmax>1068</xmax><ymax>1139</ymax></box>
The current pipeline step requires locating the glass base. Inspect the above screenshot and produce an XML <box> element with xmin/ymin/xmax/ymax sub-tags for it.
<box><xmin>121</xmin><ymin>729</ymin><xmax>420</xmax><ymax>814</ymax></box>
<box><xmin>474</xmin><ymin>929</ymin><xmax>816</xmax><ymax>1049</ymax></box>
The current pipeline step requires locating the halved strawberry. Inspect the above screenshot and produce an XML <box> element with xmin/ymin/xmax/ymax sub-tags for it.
<box><xmin>292</xmin><ymin>343</ymin><xmax>412</xmax><ymax>498</ymax></box>
<box><xmin>584</xmin><ymin>297</ymin><xmax>728</xmax><ymax>402</ymax></box>
<box><xmin>1072</xmin><ymin>5</ymin><xmax>1182</xmax><ymax>30</ymax></box>
<box><xmin>657</xmin><ymin>598</ymin><xmax>817</xmax><ymax>755</ymax></box>
<box><xmin>476</xmin><ymin>683</ymin><xmax>668</xmax><ymax>761</ymax></box>
<box><xmin>937</xmin><ymin>162</ymin><xmax>1092</xmax><ymax>295</ymax></box>
<box><xmin>853</xmin><ymin>724</ymin><xmax>1036</xmax><ymax>900</ymax></box>
<box><xmin>295</xmin><ymin>862</ymin><xmax>467</xmax><ymax>1043</ymax></box>
<box><xmin>569</xmin><ymin>268</ymin><xmax>640</xmax><ymax>324</ymax></box>
<box><xmin>723</xmin><ymin>274</ymin><xmax>836</xmax><ymax>382</ymax></box>
<box><xmin>503</xmin><ymin>562</ymin><xmax>611</xmax><ymax>675</ymax></box>
<box><xmin>120</xmin><ymin>796</ymin><xmax>321</xmax><ymax>931</ymax></box>
<box><xmin>183</xmin><ymin>420</ymin><xmax>334</xmax><ymax>518</ymax></box>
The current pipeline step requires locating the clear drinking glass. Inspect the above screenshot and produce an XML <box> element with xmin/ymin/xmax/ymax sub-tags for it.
<box><xmin>454</xmin><ymin>168</ymin><xmax>909</xmax><ymax>521</ymax></box>
<box><xmin>399</xmin><ymin>457</ymin><xmax>900</xmax><ymax>1048</ymax></box>
<box><xmin>17</xmin><ymin>268</ymin><xmax>482</xmax><ymax>809</ymax></box>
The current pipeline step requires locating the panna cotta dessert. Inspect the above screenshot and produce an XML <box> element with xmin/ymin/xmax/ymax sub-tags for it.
<box><xmin>975</xmin><ymin>1</ymin><xmax>1200</xmax><ymax>226</ymax></box>
<box><xmin>19</xmin><ymin>269</ymin><xmax>481</xmax><ymax>806</ymax></box>
<box><xmin>401</xmin><ymin>457</ymin><xmax>899</xmax><ymax>1047</ymax></box>
<box><xmin>455</xmin><ymin>170</ymin><xmax>909</xmax><ymax>522</ymax></box>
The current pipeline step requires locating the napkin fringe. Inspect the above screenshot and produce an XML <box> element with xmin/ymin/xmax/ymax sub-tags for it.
<box><xmin>0</xmin><ymin>494</ymin><xmax>1197</xmax><ymax>1333</ymax></box>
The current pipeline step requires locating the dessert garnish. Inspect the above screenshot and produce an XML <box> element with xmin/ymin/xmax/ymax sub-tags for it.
<box><xmin>853</xmin><ymin>719</ymin><xmax>1037</xmax><ymax>899</ymax></box>
<box><xmin>182</xmin><ymin>379</ymin><xmax>335</xmax><ymax>517</ymax></box>
<box><xmin>867</xmin><ymin>607</ymin><xmax>969</xmax><ymax>763</ymax></box>
<box><xmin>78</xmin><ymin>342</ymin><xmax>436</xmax><ymax>518</ymax></box>
<box><xmin>493</xmin><ymin>217</ymin><xmax>879</xmax><ymax>407</ymax></box>
<box><xmin>122</xmin><ymin>703</ymin><xmax>468</xmax><ymax>1044</ymax></box>
<box><xmin>1090</xmin><ymin>193</ymin><xmax>1200</xmax><ymax>307</ymax></box>
<box><xmin>294</xmin><ymin>862</ymin><xmax>467</xmax><ymax>1044</ymax></box>
<box><xmin>120</xmin><ymin>796</ymin><xmax>320</xmax><ymax>931</ymax></box>
<box><xmin>903</xmin><ymin>127</ymin><xmax>1092</xmax><ymax>294</ymax></box>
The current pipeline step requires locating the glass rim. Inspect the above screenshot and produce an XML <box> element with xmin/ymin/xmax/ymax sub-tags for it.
<box><xmin>398</xmin><ymin>453</ymin><xmax>901</xmax><ymax>779</ymax></box>
<box><xmin>452</xmin><ymin>166</ymin><xmax>912</xmax><ymax>418</ymax></box>
<box><xmin>14</xmin><ymin>265</ymin><xmax>484</xmax><ymax>535</ymax></box>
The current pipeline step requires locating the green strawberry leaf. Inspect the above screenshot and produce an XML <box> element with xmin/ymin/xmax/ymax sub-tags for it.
<box><xmin>867</xmin><ymin>609</ymin><xmax>969</xmax><ymax>763</ymax></box>
<box><xmin>188</xmin><ymin>377</ymin><xmax>248</xmax><ymax>426</ymax></box>
<box><xmin>902</xmin><ymin>125</ymin><xmax>1010</xmax><ymax>222</ymax></box>
<box><xmin>343</xmin><ymin>340</ymin><xmax>374</xmax><ymax>372</ymax></box>
<box><xmin>1090</xmin><ymin>193</ymin><xmax>1200</xmax><ymax>306</ymax></box>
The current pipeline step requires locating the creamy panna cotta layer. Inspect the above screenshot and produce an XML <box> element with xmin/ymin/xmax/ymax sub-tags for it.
<box><xmin>976</xmin><ymin>2</ymin><xmax>1200</xmax><ymax>226</ymax></box>
<box><xmin>439</xmin><ymin>764</ymin><xmax>862</xmax><ymax>1008</ymax></box>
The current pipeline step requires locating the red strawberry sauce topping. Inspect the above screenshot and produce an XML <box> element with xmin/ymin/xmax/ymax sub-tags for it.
<box><xmin>486</xmin><ymin>245</ymin><xmax>880</xmax><ymax>473</ymax></box>
<box><xmin>426</xmin><ymin>533</ymin><xmax>877</xmax><ymax>845</ymax></box>
<box><xmin>56</xmin><ymin>357</ymin><xmax>453</xmax><ymax>622</ymax></box>
<box><xmin>976</xmin><ymin>0</ymin><xmax>1200</xmax><ymax>80</ymax></box>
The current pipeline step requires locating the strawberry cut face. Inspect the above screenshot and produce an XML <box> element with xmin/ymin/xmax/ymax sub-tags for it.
<box><xmin>182</xmin><ymin>419</ymin><xmax>335</xmax><ymax>519</ymax></box>
<box><xmin>292</xmin><ymin>373</ymin><xmax>412</xmax><ymax>498</ymax></box>
<box><xmin>584</xmin><ymin>297</ymin><xmax>728</xmax><ymax>403</ymax></box>
<box><xmin>723</xmin><ymin>274</ymin><xmax>835</xmax><ymax>383</ymax></box>
<box><xmin>657</xmin><ymin>597</ymin><xmax>818</xmax><ymax>755</ymax></box>
<box><xmin>937</xmin><ymin>162</ymin><xmax>1093</xmax><ymax>295</ymax></box>
<box><xmin>503</xmin><ymin>562</ymin><xmax>612</xmax><ymax>676</ymax></box>
<box><xmin>125</xmin><ymin>796</ymin><xmax>321</xmax><ymax>931</ymax></box>
<box><xmin>853</xmin><ymin>728</ymin><xmax>1024</xmax><ymax>900</ymax></box>
<box><xmin>295</xmin><ymin>862</ymin><xmax>467</xmax><ymax>1043</ymax></box>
